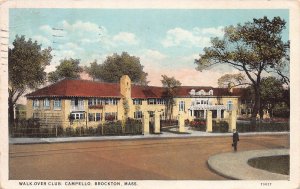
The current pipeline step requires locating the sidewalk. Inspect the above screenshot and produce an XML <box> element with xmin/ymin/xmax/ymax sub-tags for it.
<box><xmin>9</xmin><ymin>130</ymin><xmax>289</xmax><ymax>144</ymax></box>
<box><xmin>207</xmin><ymin>148</ymin><xmax>289</xmax><ymax>180</ymax></box>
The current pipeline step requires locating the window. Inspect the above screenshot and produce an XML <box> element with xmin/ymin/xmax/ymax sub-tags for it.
<box><xmin>71</xmin><ymin>112</ymin><xmax>85</xmax><ymax>120</ymax></box>
<box><xmin>96</xmin><ymin>113</ymin><xmax>101</xmax><ymax>121</ymax></box>
<box><xmin>179</xmin><ymin>101</ymin><xmax>185</xmax><ymax>112</ymax></box>
<box><xmin>71</xmin><ymin>98</ymin><xmax>84</xmax><ymax>106</ymax></box>
<box><xmin>133</xmin><ymin>99</ymin><xmax>142</xmax><ymax>105</ymax></box>
<box><xmin>97</xmin><ymin>99</ymin><xmax>103</xmax><ymax>105</ymax></box>
<box><xmin>79</xmin><ymin>99</ymin><xmax>84</xmax><ymax>107</ymax></box>
<box><xmin>43</xmin><ymin>99</ymin><xmax>50</xmax><ymax>109</ymax></box>
<box><xmin>209</xmin><ymin>90</ymin><xmax>213</xmax><ymax>95</ymax></box>
<box><xmin>88</xmin><ymin>113</ymin><xmax>95</xmax><ymax>121</ymax></box>
<box><xmin>89</xmin><ymin>98</ymin><xmax>118</xmax><ymax>106</ymax></box>
<box><xmin>87</xmin><ymin>113</ymin><xmax>101</xmax><ymax>121</ymax></box>
<box><xmin>227</xmin><ymin>100</ymin><xmax>233</xmax><ymax>111</ymax></box>
<box><xmin>105</xmin><ymin>112</ymin><xmax>117</xmax><ymax>121</ymax></box>
<box><xmin>53</xmin><ymin>99</ymin><xmax>61</xmax><ymax>110</ymax></box>
<box><xmin>33</xmin><ymin>99</ymin><xmax>39</xmax><ymax>109</ymax></box>
<box><xmin>88</xmin><ymin>99</ymin><xmax>93</xmax><ymax>106</ymax></box>
<box><xmin>134</xmin><ymin>111</ymin><xmax>143</xmax><ymax>119</ymax></box>
<box><xmin>148</xmin><ymin>99</ymin><xmax>156</xmax><ymax>105</ymax></box>
<box><xmin>105</xmin><ymin>98</ymin><xmax>118</xmax><ymax>105</ymax></box>
<box><xmin>157</xmin><ymin>99</ymin><xmax>166</xmax><ymax>105</ymax></box>
<box><xmin>80</xmin><ymin>113</ymin><xmax>84</xmax><ymax>119</ymax></box>
<box><xmin>200</xmin><ymin>100</ymin><xmax>207</xmax><ymax>105</ymax></box>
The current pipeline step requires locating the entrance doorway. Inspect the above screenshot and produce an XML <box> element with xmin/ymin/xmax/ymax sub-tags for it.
<box><xmin>194</xmin><ymin>110</ymin><xmax>205</xmax><ymax>118</ymax></box>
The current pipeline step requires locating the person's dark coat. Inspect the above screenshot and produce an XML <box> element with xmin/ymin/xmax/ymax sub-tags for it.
<box><xmin>232</xmin><ymin>131</ymin><xmax>239</xmax><ymax>151</ymax></box>
<box><xmin>233</xmin><ymin>132</ymin><xmax>239</xmax><ymax>143</ymax></box>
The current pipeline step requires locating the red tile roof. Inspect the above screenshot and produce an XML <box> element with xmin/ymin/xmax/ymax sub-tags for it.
<box><xmin>131</xmin><ymin>85</ymin><xmax>164</xmax><ymax>98</ymax></box>
<box><xmin>26</xmin><ymin>79</ymin><xmax>245</xmax><ymax>99</ymax></box>
<box><xmin>26</xmin><ymin>79</ymin><xmax>121</xmax><ymax>98</ymax></box>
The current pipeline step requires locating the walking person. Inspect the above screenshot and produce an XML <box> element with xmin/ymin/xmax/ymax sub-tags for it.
<box><xmin>232</xmin><ymin>129</ymin><xmax>239</xmax><ymax>152</ymax></box>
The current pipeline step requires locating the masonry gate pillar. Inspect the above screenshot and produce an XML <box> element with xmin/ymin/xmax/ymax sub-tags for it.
<box><xmin>228</xmin><ymin>110</ymin><xmax>237</xmax><ymax>132</ymax></box>
<box><xmin>143</xmin><ymin>112</ymin><xmax>150</xmax><ymax>135</ymax></box>
<box><xmin>206</xmin><ymin>111</ymin><xmax>212</xmax><ymax>132</ymax></box>
<box><xmin>154</xmin><ymin>110</ymin><xmax>160</xmax><ymax>133</ymax></box>
<box><xmin>178</xmin><ymin>113</ymin><xmax>185</xmax><ymax>133</ymax></box>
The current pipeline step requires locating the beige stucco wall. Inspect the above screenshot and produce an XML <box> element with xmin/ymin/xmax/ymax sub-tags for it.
<box><xmin>26</xmin><ymin>95</ymin><xmax>239</xmax><ymax>128</ymax></box>
<box><xmin>173</xmin><ymin>97</ymin><xmax>192</xmax><ymax>120</ymax></box>
<box><xmin>26</xmin><ymin>98</ymin><xmax>64</xmax><ymax>127</ymax></box>
<box><xmin>26</xmin><ymin>99</ymin><xmax>33</xmax><ymax>119</ymax></box>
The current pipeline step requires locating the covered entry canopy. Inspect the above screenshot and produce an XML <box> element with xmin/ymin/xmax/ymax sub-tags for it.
<box><xmin>189</xmin><ymin>105</ymin><xmax>227</xmax><ymax>119</ymax></box>
<box><xmin>189</xmin><ymin>104</ymin><xmax>227</xmax><ymax>111</ymax></box>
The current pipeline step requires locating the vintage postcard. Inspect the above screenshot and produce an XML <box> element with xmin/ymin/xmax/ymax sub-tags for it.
<box><xmin>0</xmin><ymin>0</ymin><xmax>299</xmax><ymax>189</ymax></box>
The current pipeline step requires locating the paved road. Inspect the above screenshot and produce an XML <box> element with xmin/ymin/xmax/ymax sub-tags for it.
<box><xmin>9</xmin><ymin>134</ymin><xmax>289</xmax><ymax>180</ymax></box>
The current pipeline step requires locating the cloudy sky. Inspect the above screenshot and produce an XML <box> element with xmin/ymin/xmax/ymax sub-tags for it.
<box><xmin>9</xmin><ymin>9</ymin><xmax>289</xmax><ymax>86</ymax></box>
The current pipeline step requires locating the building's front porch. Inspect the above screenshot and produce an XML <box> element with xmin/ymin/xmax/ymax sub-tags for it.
<box><xmin>189</xmin><ymin>104</ymin><xmax>227</xmax><ymax>120</ymax></box>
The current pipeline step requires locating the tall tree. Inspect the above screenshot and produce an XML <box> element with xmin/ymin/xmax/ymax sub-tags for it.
<box><xmin>84</xmin><ymin>60</ymin><xmax>101</xmax><ymax>81</ymax></box>
<box><xmin>85</xmin><ymin>52</ymin><xmax>148</xmax><ymax>85</ymax></box>
<box><xmin>48</xmin><ymin>58</ymin><xmax>82</xmax><ymax>83</ymax></box>
<box><xmin>195</xmin><ymin>16</ymin><xmax>289</xmax><ymax>119</ymax></box>
<box><xmin>217</xmin><ymin>73</ymin><xmax>249</xmax><ymax>88</ymax></box>
<box><xmin>256</xmin><ymin>77</ymin><xmax>287</xmax><ymax>118</ymax></box>
<box><xmin>161</xmin><ymin>75</ymin><xmax>181</xmax><ymax>120</ymax></box>
<box><xmin>8</xmin><ymin>35</ymin><xmax>52</xmax><ymax>123</ymax></box>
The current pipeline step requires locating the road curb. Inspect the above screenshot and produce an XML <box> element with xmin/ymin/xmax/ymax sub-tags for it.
<box><xmin>207</xmin><ymin>149</ymin><xmax>289</xmax><ymax>180</ymax></box>
<box><xmin>9</xmin><ymin>132</ymin><xmax>289</xmax><ymax>144</ymax></box>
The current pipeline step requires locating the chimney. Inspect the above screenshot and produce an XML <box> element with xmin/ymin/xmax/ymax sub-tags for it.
<box><xmin>228</xmin><ymin>83</ymin><xmax>233</xmax><ymax>93</ymax></box>
<box><xmin>120</xmin><ymin>75</ymin><xmax>131</xmax><ymax>98</ymax></box>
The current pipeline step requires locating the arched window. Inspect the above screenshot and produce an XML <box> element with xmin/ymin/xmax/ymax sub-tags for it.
<box><xmin>227</xmin><ymin>100</ymin><xmax>233</xmax><ymax>111</ymax></box>
<box><xmin>179</xmin><ymin>101</ymin><xmax>185</xmax><ymax>111</ymax></box>
<box><xmin>209</xmin><ymin>89</ymin><xmax>213</xmax><ymax>95</ymax></box>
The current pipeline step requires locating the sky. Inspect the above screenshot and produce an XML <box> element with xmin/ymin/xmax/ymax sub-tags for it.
<box><xmin>9</xmin><ymin>9</ymin><xmax>289</xmax><ymax>87</ymax></box>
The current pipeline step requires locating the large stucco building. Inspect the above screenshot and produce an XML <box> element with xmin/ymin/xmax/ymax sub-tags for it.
<box><xmin>26</xmin><ymin>75</ymin><xmax>245</xmax><ymax>128</ymax></box>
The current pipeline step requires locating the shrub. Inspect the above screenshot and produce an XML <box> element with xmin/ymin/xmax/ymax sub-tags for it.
<box><xmin>93</xmin><ymin>119</ymin><xmax>143</xmax><ymax>136</ymax></box>
<box><xmin>87</xmin><ymin>126</ymin><xmax>96</xmax><ymax>135</ymax></box>
<box><xmin>212</xmin><ymin>121</ymin><xmax>229</xmax><ymax>133</ymax></box>
<box><xmin>75</xmin><ymin>127</ymin><xmax>85</xmax><ymax>136</ymax></box>
<box><xmin>125</xmin><ymin>119</ymin><xmax>142</xmax><ymax>134</ymax></box>
<box><xmin>189</xmin><ymin>119</ymin><xmax>206</xmax><ymax>131</ymax></box>
<box><xmin>65</xmin><ymin>127</ymin><xmax>75</xmax><ymax>136</ymax></box>
<box><xmin>102</xmin><ymin>123</ymin><xmax>122</xmax><ymax>135</ymax></box>
<box><xmin>56</xmin><ymin>126</ymin><xmax>64</xmax><ymax>137</ymax></box>
<box><xmin>237</xmin><ymin>121</ymin><xmax>289</xmax><ymax>132</ymax></box>
<box><xmin>160</xmin><ymin>119</ymin><xmax>178</xmax><ymax>127</ymax></box>
<box><xmin>96</xmin><ymin>124</ymin><xmax>103</xmax><ymax>135</ymax></box>
<box><xmin>190</xmin><ymin>119</ymin><xmax>206</xmax><ymax>127</ymax></box>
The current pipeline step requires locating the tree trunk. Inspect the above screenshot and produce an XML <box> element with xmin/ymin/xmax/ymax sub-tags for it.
<box><xmin>165</xmin><ymin>98</ymin><xmax>173</xmax><ymax>120</ymax></box>
<box><xmin>259</xmin><ymin>107</ymin><xmax>264</xmax><ymax>120</ymax></box>
<box><xmin>8</xmin><ymin>98</ymin><xmax>15</xmax><ymax>126</ymax></box>
<box><xmin>251</xmin><ymin>86</ymin><xmax>261</xmax><ymax>121</ymax></box>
